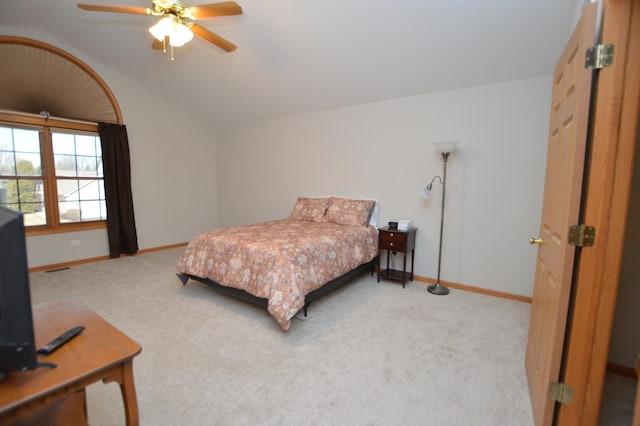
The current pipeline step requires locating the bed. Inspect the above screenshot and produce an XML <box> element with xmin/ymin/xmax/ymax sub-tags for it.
<box><xmin>176</xmin><ymin>197</ymin><xmax>379</xmax><ymax>330</ymax></box>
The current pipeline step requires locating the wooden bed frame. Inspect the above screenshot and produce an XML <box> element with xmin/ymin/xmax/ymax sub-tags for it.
<box><xmin>181</xmin><ymin>257</ymin><xmax>377</xmax><ymax>318</ymax></box>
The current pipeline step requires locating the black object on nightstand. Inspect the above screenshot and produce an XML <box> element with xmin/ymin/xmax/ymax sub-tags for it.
<box><xmin>377</xmin><ymin>226</ymin><xmax>416</xmax><ymax>288</ymax></box>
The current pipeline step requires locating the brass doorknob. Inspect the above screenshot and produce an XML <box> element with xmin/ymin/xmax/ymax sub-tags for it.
<box><xmin>529</xmin><ymin>237</ymin><xmax>543</xmax><ymax>245</ymax></box>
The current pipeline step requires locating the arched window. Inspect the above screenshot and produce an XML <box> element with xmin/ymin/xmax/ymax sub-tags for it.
<box><xmin>0</xmin><ymin>36</ymin><xmax>123</xmax><ymax>236</ymax></box>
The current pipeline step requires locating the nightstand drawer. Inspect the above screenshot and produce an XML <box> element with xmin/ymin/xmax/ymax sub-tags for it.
<box><xmin>379</xmin><ymin>231</ymin><xmax>407</xmax><ymax>251</ymax></box>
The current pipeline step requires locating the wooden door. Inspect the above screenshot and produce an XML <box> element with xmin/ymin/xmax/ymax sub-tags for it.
<box><xmin>635</xmin><ymin>358</ymin><xmax>640</xmax><ymax>426</ymax></box>
<box><xmin>557</xmin><ymin>0</ymin><xmax>640</xmax><ymax>423</ymax></box>
<box><xmin>524</xmin><ymin>4</ymin><xmax>597</xmax><ymax>425</ymax></box>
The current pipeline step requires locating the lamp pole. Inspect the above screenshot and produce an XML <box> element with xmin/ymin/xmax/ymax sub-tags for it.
<box><xmin>428</xmin><ymin>151</ymin><xmax>450</xmax><ymax>295</ymax></box>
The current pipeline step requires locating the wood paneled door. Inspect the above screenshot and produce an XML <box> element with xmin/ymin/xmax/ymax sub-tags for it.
<box><xmin>524</xmin><ymin>3</ymin><xmax>597</xmax><ymax>425</ymax></box>
<box><xmin>526</xmin><ymin>0</ymin><xmax>640</xmax><ymax>424</ymax></box>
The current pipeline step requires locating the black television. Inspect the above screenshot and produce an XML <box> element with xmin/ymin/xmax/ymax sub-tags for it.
<box><xmin>0</xmin><ymin>206</ymin><xmax>38</xmax><ymax>379</ymax></box>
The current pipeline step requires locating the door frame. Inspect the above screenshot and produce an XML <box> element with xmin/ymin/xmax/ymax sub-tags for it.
<box><xmin>557</xmin><ymin>0</ymin><xmax>640</xmax><ymax>424</ymax></box>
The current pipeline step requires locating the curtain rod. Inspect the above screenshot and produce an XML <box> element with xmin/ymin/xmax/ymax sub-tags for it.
<box><xmin>0</xmin><ymin>109</ymin><xmax>99</xmax><ymax>126</ymax></box>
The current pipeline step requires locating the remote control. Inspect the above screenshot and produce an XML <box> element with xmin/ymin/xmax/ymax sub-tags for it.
<box><xmin>37</xmin><ymin>326</ymin><xmax>85</xmax><ymax>355</ymax></box>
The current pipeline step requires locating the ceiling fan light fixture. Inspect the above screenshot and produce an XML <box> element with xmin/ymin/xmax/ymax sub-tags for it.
<box><xmin>79</xmin><ymin>1</ymin><xmax>243</xmax><ymax>54</ymax></box>
<box><xmin>149</xmin><ymin>16</ymin><xmax>174</xmax><ymax>41</ymax></box>
<box><xmin>149</xmin><ymin>15</ymin><xmax>193</xmax><ymax>48</ymax></box>
<box><xmin>169</xmin><ymin>23</ymin><xmax>194</xmax><ymax>47</ymax></box>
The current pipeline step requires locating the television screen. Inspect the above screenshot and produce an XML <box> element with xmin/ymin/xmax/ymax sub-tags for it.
<box><xmin>0</xmin><ymin>206</ymin><xmax>37</xmax><ymax>378</ymax></box>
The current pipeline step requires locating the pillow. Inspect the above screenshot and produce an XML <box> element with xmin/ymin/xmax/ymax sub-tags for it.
<box><xmin>288</xmin><ymin>197</ymin><xmax>330</xmax><ymax>222</ymax></box>
<box><xmin>368</xmin><ymin>202</ymin><xmax>379</xmax><ymax>227</ymax></box>
<box><xmin>325</xmin><ymin>197</ymin><xmax>376</xmax><ymax>227</ymax></box>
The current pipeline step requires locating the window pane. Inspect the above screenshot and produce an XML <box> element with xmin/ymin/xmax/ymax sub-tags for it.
<box><xmin>0</xmin><ymin>178</ymin><xmax>46</xmax><ymax>226</ymax></box>
<box><xmin>57</xmin><ymin>178</ymin><xmax>107</xmax><ymax>223</ymax></box>
<box><xmin>0</xmin><ymin>179</ymin><xmax>15</xmax><ymax>207</ymax></box>
<box><xmin>58</xmin><ymin>180</ymin><xmax>79</xmax><ymax>202</ymax></box>
<box><xmin>0</xmin><ymin>151</ymin><xmax>16</xmax><ymax>175</ymax></box>
<box><xmin>12</xmin><ymin>128</ymin><xmax>40</xmax><ymax>153</ymax></box>
<box><xmin>77</xmin><ymin>155</ymin><xmax>98</xmax><ymax>177</ymax></box>
<box><xmin>0</xmin><ymin>127</ymin><xmax>13</xmax><ymax>150</ymax></box>
<box><xmin>55</xmin><ymin>154</ymin><xmax>77</xmax><ymax>176</ymax></box>
<box><xmin>0</xmin><ymin>126</ymin><xmax>42</xmax><ymax>177</ymax></box>
<box><xmin>52</xmin><ymin>133</ymin><xmax>75</xmax><ymax>155</ymax></box>
<box><xmin>59</xmin><ymin>201</ymin><xmax>80</xmax><ymax>223</ymax></box>
<box><xmin>75</xmin><ymin>135</ymin><xmax>97</xmax><ymax>156</ymax></box>
<box><xmin>23</xmin><ymin>210</ymin><xmax>47</xmax><ymax>226</ymax></box>
<box><xmin>79</xmin><ymin>200</ymin><xmax>104</xmax><ymax>221</ymax></box>
<box><xmin>78</xmin><ymin>179</ymin><xmax>101</xmax><ymax>199</ymax></box>
<box><xmin>52</xmin><ymin>132</ymin><xmax>102</xmax><ymax>178</ymax></box>
<box><xmin>15</xmin><ymin>155</ymin><xmax>41</xmax><ymax>176</ymax></box>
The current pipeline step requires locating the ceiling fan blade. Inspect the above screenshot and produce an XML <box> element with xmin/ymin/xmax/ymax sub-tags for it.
<box><xmin>151</xmin><ymin>37</ymin><xmax>167</xmax><ymax>51</ymax></box>
<box><xmin>77</xmin><ymin>4</ymin><xmax>151</xmax><ymax>15</ymax></box>
<box><xmin>188</xmin><ymin>1</ymin><xmax>242</xmax><ymax>19</ymax></box>
<box><xmin>191</xmin><ymin>23</ymin><xmax>237</xmax><ymax>52</ymax></box>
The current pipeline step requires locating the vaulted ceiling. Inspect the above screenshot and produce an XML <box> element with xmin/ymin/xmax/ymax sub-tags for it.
<box><xmin>0</xmin><ymin>0</ymin><xmax>575</xmax><ymax>129</ymax></box>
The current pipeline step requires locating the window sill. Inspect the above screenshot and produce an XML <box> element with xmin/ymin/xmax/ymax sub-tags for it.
<box><xmin>26</xmin><ymin>221</ymin><xmax>107</xmax><ymax>237</ymax></box>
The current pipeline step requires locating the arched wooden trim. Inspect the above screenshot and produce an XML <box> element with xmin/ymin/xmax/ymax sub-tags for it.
<box><xmin>0</xmin><ymin>36</ymin><xmax>123</xmax><ymax>124</ymax></box>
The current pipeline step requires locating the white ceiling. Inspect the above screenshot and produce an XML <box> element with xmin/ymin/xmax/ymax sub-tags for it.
<box><xmin>0</xmin><ymin>0</ymin><xmax>575</xmax><ymax>129</ymax></box>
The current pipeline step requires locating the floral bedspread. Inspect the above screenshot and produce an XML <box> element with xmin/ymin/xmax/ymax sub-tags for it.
<box><xmin>176</xmin><ymin>220</ymin><xmax>378</xmax><ymax>330</ymax></box>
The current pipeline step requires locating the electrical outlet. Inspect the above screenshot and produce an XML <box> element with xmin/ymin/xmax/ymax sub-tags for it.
<box><xmin>71</xmin><ymin>240</ymin><xmax>81</xmax><ymax>246</ymax></box>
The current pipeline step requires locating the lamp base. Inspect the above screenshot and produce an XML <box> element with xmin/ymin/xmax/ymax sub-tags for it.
<box><xmin>427</xmin><ymin>283</ymin><xmax>450</xmax><ymax>295</ymax></box>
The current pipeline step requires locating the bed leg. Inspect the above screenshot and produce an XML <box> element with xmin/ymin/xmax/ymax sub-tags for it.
<box><xmin>304</xmin><ymin>302</ymin><xmax>310</xmax><ymax>317</ymax></box>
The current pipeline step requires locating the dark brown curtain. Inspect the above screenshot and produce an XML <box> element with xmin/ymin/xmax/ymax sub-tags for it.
<box><xmin>98</xmin><ymin>122</ymin><xmax>138</xmax><ymax>258</ymax></box>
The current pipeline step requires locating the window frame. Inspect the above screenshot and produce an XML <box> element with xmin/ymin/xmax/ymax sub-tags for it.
<box><xmin>0</xmin><ymin>111</ymin><xmax>106</xmax><ymax>236</ymax></box>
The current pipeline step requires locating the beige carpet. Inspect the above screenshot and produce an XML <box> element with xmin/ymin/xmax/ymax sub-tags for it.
<box><xmin>600</xmin><ymin>372</ymin><xmax>637</xmax><ymax>426</ymax></box>
<box><xmin>29</xmin><ymin>247</ymin><xmax>535</xmax><ymax>425</ymax></box>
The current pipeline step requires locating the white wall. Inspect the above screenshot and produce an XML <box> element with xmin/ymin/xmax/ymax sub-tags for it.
<box><xmin>570</xmin><ymin>0</ymin><xmax>590</xmax><ymax>31</ymax></box>
<box><xmin>218</xmin><ymin>76</ymin><xmax>551</xmax><ymax>297</ymax></box>
<box><xmin>0</xmin><ymin>26</ymin><xmax>219</xmax><ymax>268</ymax></box>
<box><xmin>1</xmin><ymin>31</ymin><xmax>553</xmax><ymax>299</ymax></box>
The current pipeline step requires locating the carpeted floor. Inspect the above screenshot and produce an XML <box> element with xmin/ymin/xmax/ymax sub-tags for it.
<box><xmin>600</xmin><ymin>372</ymin><xmax>637</xmax><ymax>426</ymax></box>
<box><xmin>28</xmin><ymin>247</ymin><xmax>538</xmax><ymax>425</ymax></box>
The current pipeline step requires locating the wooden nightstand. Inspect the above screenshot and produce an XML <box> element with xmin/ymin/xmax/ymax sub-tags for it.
<box><xmin>377</xmin><ymin>226</ymin><xmax>416</xmax><ymax>287</ymax></box>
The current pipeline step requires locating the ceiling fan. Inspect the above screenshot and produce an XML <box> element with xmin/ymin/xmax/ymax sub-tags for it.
<box><xmin>77</xmin><ymin>0</ymin><xmax>242</xmax><ymax>59</ymax></box>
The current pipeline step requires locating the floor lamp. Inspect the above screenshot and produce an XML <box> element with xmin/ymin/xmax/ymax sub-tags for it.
<box><xmin>420</xmin><ymin>141</ymin><xmax>459</xmax><ymax>296</ymax></box>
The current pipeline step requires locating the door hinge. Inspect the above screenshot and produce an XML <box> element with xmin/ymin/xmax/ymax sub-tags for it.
<box><xmin>585</xmin><ymin>44</ymin><xmax>614</xmax><ymax>70</ymax></box>
<box><xmin>568</xmin><ymin>224</ymin><xmax>595</xmax><ymax>247</ymax></box>
<box><xmin>549</xmin><ymin>382</ymin><xmax>574</xmax><ymax>405</ymax></box>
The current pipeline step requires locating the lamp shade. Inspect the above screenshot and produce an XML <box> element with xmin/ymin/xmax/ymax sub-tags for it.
<box><xmin>433</xmin><ymin>140</ymin><xmax>459</xmax><ymax>155</ymax></box>
<box><xmin>419</xmin><ymin>187</ymin><xmax>431</xmax><ymax>199</ymax></box>
<box><xmin>149</xmin><ymin>17</ymin><xmax>194</xmax><ymax>47</ymax></box>
<box><xmin>149</xmin><ymin>17</ymin><xmax>173</xmax><ymax>42</ymax></box>
<box><xmin>170</xmin><ymin>23</ymin><xmax>194</xmax><ymax>47</ymax></box>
